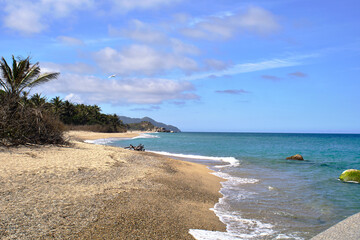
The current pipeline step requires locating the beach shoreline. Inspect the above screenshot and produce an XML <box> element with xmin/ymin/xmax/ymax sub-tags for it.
<box><xmin>65</xmin><ymin>130</ymin><xmax>149</xmax><ymax>141</ymax></box>
<box><xmin>0</xmin><ymin>131</ymin><xmax>226</xmax><ymax>239</ymax></box>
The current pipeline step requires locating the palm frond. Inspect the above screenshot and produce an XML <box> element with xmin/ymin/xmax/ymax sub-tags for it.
<box><xmin>0</xmin><ymin>78</ymin><xmax>10</xmax><ymax>92</ymax></box>
<box><xmin>23</xmin><ymin>72</ymin><xmax>59</xmax><ymax>90</ymax></box>
<box><xmin>16</xmin><ymin>63</ymin><xmax>41</xmax><ymax>94</ymax></box>
<box><xmin>0</xmin><ymin>57</ymin><xmax>13</xmax><ymax>86</ymax></box>
<box><xmin>0</xmin><ymin>55</ymin><xmax>60</xmax><ymax>97</ymax></box>
<box><xmin>12</xmin><ymin>56</ymin><xmax>18</xmax><ymax>81</ymax></box>
<box><xmin>14</xmin><ymin>56</ymin><xmax>31</xmax><ymax>86</ymax></box>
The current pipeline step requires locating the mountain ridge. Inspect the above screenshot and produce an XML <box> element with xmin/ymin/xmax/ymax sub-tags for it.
<box><xmin>119</xmin><ymin>116</ymin><xmax>181</xmax><ymax>132</ymax></box>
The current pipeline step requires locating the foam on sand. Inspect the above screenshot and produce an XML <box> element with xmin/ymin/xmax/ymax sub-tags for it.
<box><xmin>191</xmin><ymin>168</ymin><xmax>302</xmax><ymax>239</ymax></box>
<box><xmin>148</xmin><ymin>150</ymin><xmax>240</xmax><ymax>166</ymax></box>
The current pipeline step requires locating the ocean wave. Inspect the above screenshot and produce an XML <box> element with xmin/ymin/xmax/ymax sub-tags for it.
<box><xmin>84</xmin><ymin>138</ymin><xmax>124</xmax><ymax>145</ymax></box>
<box><xmin>190</xmin><ymin>169</ymin><xmax>279</xmax><ymax>240</ymax></box>
<box><xmin>189</xmin><ymin>209</ymin><xmax>275</xmax><ymax>239</ymax></box>
<box><xmin>132</xmin><ymin>133</ymin><xmax>159</xmax><ymax>139</ymax></box>
<box><xmin>189</xmin><ymin>229</ymin><xmax>243</xmax><ymax>240</ymax></box>
<box><xmin>213</xmin><ymin>172</ymin><xmax>259</xmax><ymax>185</ymax></box>
<box><xmin>84</xmin><ymin>133</ymin><xmax>158</xmax><ymax>145</ymax></box>
<box><xmin>148</xmin><ymin>151</ymin><xmax>239</xmax><ymax>166</ymax></box>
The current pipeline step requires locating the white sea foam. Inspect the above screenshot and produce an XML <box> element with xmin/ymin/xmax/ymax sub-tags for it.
<box><xmin>84</xmin><ymin>138</ymin><xmax>124</xmax><ymax>145</ymax></box>
<box><xmin>132</xmin><ymin>133</ymin><xmax>159</xmax><ymax>139</ymax></box>
<box><xmin>190</xmin><ymin>167</ymin><xmax>280</xmax><ymax>239</ymax></box>
<box><xmin>213</xmin><ymin>172</ymin><xmax>259</xmax><ymax>185</ymax></box>
<box><xmin>191</xmin><ymin>204</ymin><xmax>276</xmax><ymax>240</ymax></box>
<box><xmin>189</xmin><ymin>229</ymin><xmax>243</xmax><ymax>240</ymax></box>
<box><xmin>148</xmin><ymin>151</ymin><xmax>240</xmax><ymax>166</ymax></box>
<box><xmin>275</xmin><ymin>233</ymin><xmax>304</xmax><ymax>240</ymax></box>
<box><xmin>84</xmin><ymin>133</ymin><xmax>158</xmax><ymax>145</ymax></box>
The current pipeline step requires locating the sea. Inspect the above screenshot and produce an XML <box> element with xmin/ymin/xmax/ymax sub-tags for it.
<box><xmin>88</xmin><ymin>132</ymin><xmax>360</xmax><ymax>240</ymax></box>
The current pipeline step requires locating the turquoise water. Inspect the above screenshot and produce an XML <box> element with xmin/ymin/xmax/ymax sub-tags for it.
<box><xmin>97</xmin><ymin>132</ymin><xmax>360</xmax><ymax>239</ymax></box>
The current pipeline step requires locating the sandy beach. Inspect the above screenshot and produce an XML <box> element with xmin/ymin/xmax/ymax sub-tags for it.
<box><xmin>0</xmin><ymin>131</ymin><xmax>225</xmax><ymax>239</ymax></box>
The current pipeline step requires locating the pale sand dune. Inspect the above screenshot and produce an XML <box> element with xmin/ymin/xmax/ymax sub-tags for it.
<box><xmin>0</xmin><ymin>131</ymin><xmax>225</xmax><ymax>239</ymax></box>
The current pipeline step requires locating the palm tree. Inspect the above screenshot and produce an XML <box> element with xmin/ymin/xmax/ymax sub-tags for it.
<box><xmin>0</xmin><ymin>55</ymin><xmax>59</xmax><ymax>99</ymax></box>
<box><xmin>50</xmin><ymin>96</ymin><xmax>63</xmax><ymax>115</ymax></box>
<box><xmin>30</xmin><ymin>93</ymin><xmax>47</xmax><ymax>107</ymax></box>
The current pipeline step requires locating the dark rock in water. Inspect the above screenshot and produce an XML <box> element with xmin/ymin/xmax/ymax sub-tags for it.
<box><xmin>125</xmin><ymin>144</ymin><xmax>145</xmax><ymax>151</ymax></box>
<box><xmin>286</xmin><ymin>154</ymin><xmax>304</xmax><ymax>161</ymax></box>
<box><xmin>339</xmin><ymin>169</ymin><xmax>360</xmax><ymax>183</ymax></box>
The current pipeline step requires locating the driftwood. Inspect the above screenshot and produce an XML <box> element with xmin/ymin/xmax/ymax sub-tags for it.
<box><xmin>125</xmin><ymin>144</ymin><xmax>145</xmax><ymax>151</ymax></box>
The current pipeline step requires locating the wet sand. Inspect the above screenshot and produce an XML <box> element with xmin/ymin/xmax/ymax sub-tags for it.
<box><xmin>0</xmin><ymin>131</ymin><xmax>225</xmax><ymax>239</ymax></box>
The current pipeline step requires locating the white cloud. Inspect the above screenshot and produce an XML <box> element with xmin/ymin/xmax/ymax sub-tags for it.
<box><xmin>2</xmin><ymin>0</ymin><xmax>94</xmax><ymax>34</ymax></box>
<box><xmin>111</xmin><ymin>20</ymin><xmax>200</xmax><ymax>56</ymax></box>
<box><xmin>93</xmin><ymin>45</ymin><xmax>199</xmax><ymax>76</ymax></box>
<box><xmin>40</xmin><ymin>74</ymin><xmax>199</xmax><ymax>104</ymax></box>
<box><xmin>238</xmin><ymin>7</ymin><xmax>280</xmax><ymax>35</ymax></box>
<box><xmin>64</xmin><ymin>93</ymin><xmax>83</xmax><ymax>103</ymax></box>
<box><xmin>42</xmin><ymin>0</ymin><xmax>94</xmax><ymax>17</ymax></box>
<box><xmin>57</xmin><ymin>36</ymin><xmax>84</xmax><ymax>46</ymax></box>
<box><xmin>109</xmin><ymin>20</ymin><xmax>167</xmax><ymax>44</ymax></box>
<box><xmin>170</xmin><ymin>38</ymin><xmax>200</xmax><ymax>55</ymax></box>
<box><xmin>41</xmin><ymin>62</ymin><xmax>95</xmax><ymax>74</ymax></box>
<box><xmin>181</xmin><ymin>7</ymin><xmax>281</xmax><ymax>40</ymax></box>
<box><xmin>3</xmin><ymin>2</ymin><xmax>45</xmax><ymax>34</ymax></box>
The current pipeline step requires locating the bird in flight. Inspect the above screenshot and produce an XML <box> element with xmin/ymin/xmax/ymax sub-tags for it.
<box><xmin>108</xmin><ymin>74</ymin><xmax>116</xmax><ymax>78</ymax></box>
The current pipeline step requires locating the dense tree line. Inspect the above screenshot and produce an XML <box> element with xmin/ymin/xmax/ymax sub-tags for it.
<box><xmin>31</xmin><ymin>94</ymin><xmax>127</xmax><ymax>133</ymax></box>
<box><xmin>0</xmin><ymin>55</ymin><xmax>126</xmax><ymax>146</ymax></box>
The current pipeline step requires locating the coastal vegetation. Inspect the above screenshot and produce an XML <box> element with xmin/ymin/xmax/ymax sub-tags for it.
<box><xmin>0</xmin><ymin>56</ymin><xmax>126</xmax><ymax>146</ymax></box>
<box><xmin>46</xmin><ymin>97</ymin><xmax>127</xmax><ymax>133</ymax></box>
<box><xmin>0</xmin><ymin>56</ymin><xmax>65</xmax><ymax>146</ymax></box>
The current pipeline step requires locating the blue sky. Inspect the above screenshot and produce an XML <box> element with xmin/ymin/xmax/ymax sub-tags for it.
<box><xmin>1</xmin><ymin>0</ymin><xmax>359</xmax><ymax>132</ymax></box>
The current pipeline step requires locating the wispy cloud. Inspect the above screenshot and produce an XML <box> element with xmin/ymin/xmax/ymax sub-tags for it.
<box><xmin>261</xmin><ymin>75</ymin><xmax>282</xmax><ymax>81</ymax></box>
<box><xmin>109</xmin><ymin>0</ymin><xmax>182</xmax><ymax>13</ymax></box>
<box><xmin>215</xmin><ymin>89</ymin><xmax>250</xmax><ymax>95</ymax></box>
<box><xmin>184</xmin><ymin>53</ymin><xmax>318</xmax><ymax>81</ymax></box>
<box><xmin>171</xmin><ymin>101</ymin><xmax>186</xmax><ymax>105</ymax></box>
<box><xmin>181</xmin><ymin>7</ymin><xmax>281</xmax><ymax>40</ymax></box>
<box><xmin>57</xmin><ymin>36</ymin><xmax>84</xmax><ymax>46</ymax></box>
<box><xmin>109</xmin><ymin>20</ymin><xmax>167</xmax><ymax>44</ymax></box>
<box><xmin>130</xmin><ymin>106</ymin><xmax>161</xmax><ymax>111</ymax></box>
<box><xmin>288</xmin><ymin>71</ymin><xmax>307</xmax><ymax>77</ymax></box>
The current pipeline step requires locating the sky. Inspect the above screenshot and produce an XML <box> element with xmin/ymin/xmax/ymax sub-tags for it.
<box><xmin>0</xmin><ymin>0</ymin><xmax>359</xmax><ymax>133</ymax></box>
